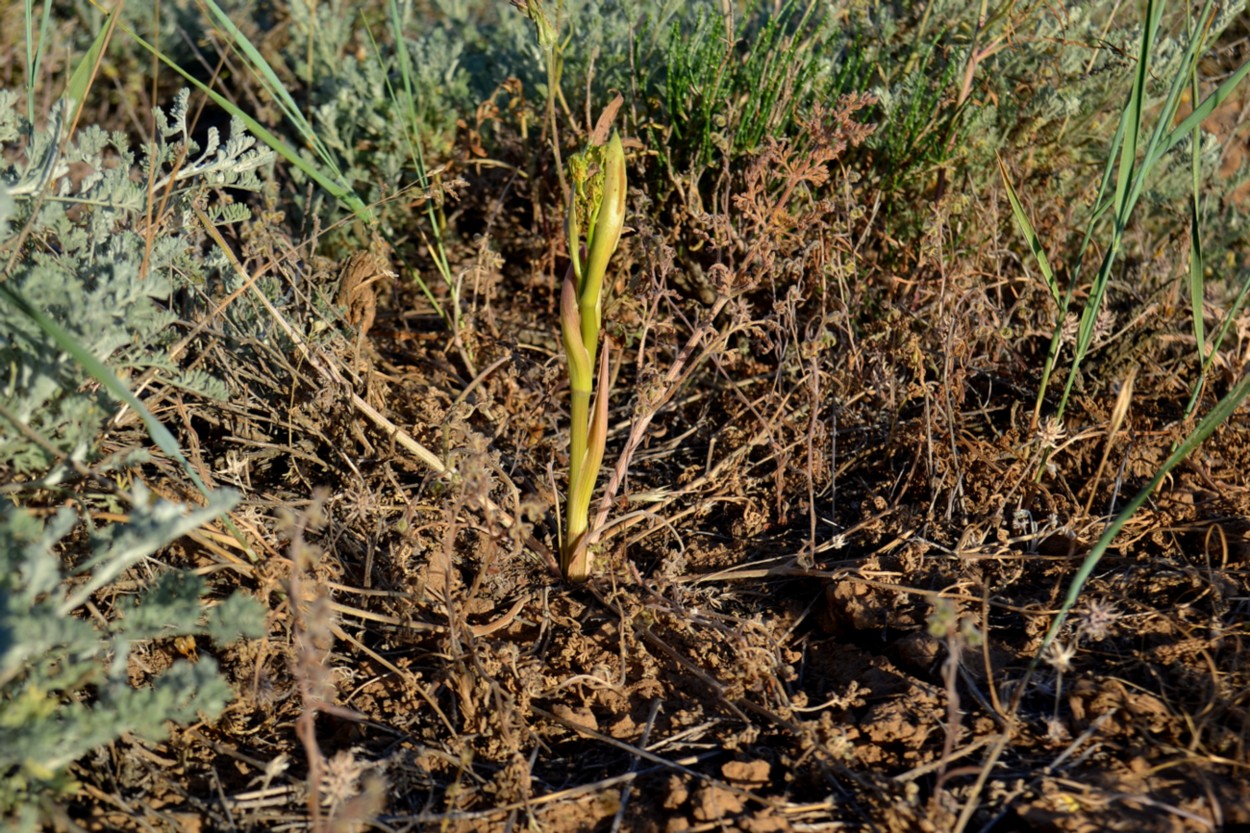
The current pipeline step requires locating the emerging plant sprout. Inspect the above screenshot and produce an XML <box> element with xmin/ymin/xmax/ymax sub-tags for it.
<box><xmin>560</xmin><ymin>130</ymin><xmax>625</xmax><ymax>581</ymax></box>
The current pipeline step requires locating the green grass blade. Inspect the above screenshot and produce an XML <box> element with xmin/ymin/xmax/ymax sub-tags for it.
<box><xmin>1109</xmin><ymin>0</ymin><xmax>1155</xmax><ymax>226</ymax></box>
<box><xmin>1186</xmin><ymin>204</ymin><xmax>1206</xmax><ymax>393</ymax></box>
<box><xmin>1186</xmin><ymin>58</ymin><xmax>1206</xmax><ymax>396</ymax></box>
<box><xmin>381</xmin><ymin>0</ymin><xmax>456</xmax><ymax>328</ymax></box>
<box><xmin>1033</xmin><ymin>367</ymin><xmax>1250</xmax><ymax>671</ymax></box>
<box><xmin>1051</xmin><ymin>1</ymin><xmax>1217</xmax><ymax>429</ymax></box>
<box><xmin>1186</xmin><ymin>266</ymin><xmax>1250</xmax><ymax>417</ymax></box>
<box><xmin>1160</xmin><ymin>57</ymin><xmax>1250</xmax><ymax>162</ymax></box>
<box><xmin>357</xmin><ymin>14</ymin><xmax>447</xmax><ymax>323</ymax></box>
<box><xmin>1085</xmin><ymin>1</ymin><xmax>1247</xmax><ymax>215</ymax></box>
<box><xmin>196</xmin><ymin>0</ymin><xmax>318</xmax><ymax>153</ymax></box>
<box><xmin>1122</xmin><ymin>1</ymin><xmax>1215</xmax><ymax>217</ymax></box>
<box><xmin>997</xmin><ymin>154</ymin><xmax>1060</xmax><ymax>310</ymax></box>
<box><xmin>1029</xmin><ymin>13</ymin><xmax>1135</xmax><ymax>427</ymax></box>
<box><xmin>24</xmin><ymin>0</ymin><xmax>55</xmax><ymax>123</ymax></box>
<box><xmin>1077</xmin><ymin>101</ymin><xmax>1132</xmax><ymax>258</ymax></box>
<box><xmin>0</xmin><ymin>283</ymin><xmax>212</xmax><ymax>500</ymax></box>
<box><xmin>1094</xmin><ymin>0</ymin><xmax>1162</xmax><ymax>313</ymax></box>
<box><xmin>196</xmin><ymin>0</ymin><xmax>373</xmax><ymax>218</ymax></box>
<box><xmin>1077</xmin><ymin>3</ymin><xmax>1211</xmax><ymax>358</ymax></box>
<box><xmin>63</xmin><ymin>3</ymin><xmax>116</xmax><ymax>131</ymax></box>
<box><xmin>112</xmin><ymin>21</ymin><xmax>371</xmax><ymax>222</ymax></box>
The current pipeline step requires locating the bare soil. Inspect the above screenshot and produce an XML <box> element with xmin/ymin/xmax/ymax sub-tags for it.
<box><xmin>59</xmin><ymin>88</ymin><xmax>1250</xmax><ymax>833</ymax></box>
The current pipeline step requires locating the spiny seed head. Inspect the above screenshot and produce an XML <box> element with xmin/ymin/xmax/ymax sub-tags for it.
<box><xmin>1042</xmin><ymin>640</ymin><xmax>1077</xmax><ymax>674</ymax></box>
<box><xmin>1036</xmin><ymin>416</ymin><xmax>1066</xmax><ymax>450</ymax></box>
<box><xmin>1077</xmin><ymin>599</ymin><xmax>1120</xmax><ymax>642</ymax></box>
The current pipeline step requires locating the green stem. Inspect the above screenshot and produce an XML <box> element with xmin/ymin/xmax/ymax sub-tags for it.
<box><xmin>568</xmin><ymin>390</ymin><xmax>590</xmax><ymax>530</ymax></box>
<box><xmin>561</xmin><ymin>265</ymin><xmax>593</xmax><ymax>575</ymax></box>
<box><xmin>564</xmin><ymin>346</ymin><xmax>609</xmax><ymax>581</ymax></box>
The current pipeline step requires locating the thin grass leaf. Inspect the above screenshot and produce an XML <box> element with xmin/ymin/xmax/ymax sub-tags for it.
<box><xmin>63</xmin><ymin>3</ymin><xmax>117</xmax><ymax>137</ymax></box>
<box><xmin>0</xmin><ymin>283</ymin><xmax>212</xmax><ymax>500</ymax></box>
<box><xmin>1109</xmin><ymin>0</ymin><xmax>1156</xmax><ymax>225</ymax></box>
<box><xmin>1073</xmin><ymin>88</ymin><xmax>1134</xmax><ymax>265</ymax></box>
<box><xmin>1088</xmin><ymin>1</ymin><xmax>1163</xmax><ymax>341</ymax></box>
<box><xmin>24</xmin><ymin>0</ymin><xmax>55</xmax><ymax>123</ymax></box>
<box><xmin>1049</xmin><ymin>1</ymin><xmax>1222</xmax><ymax>430</ymax></box>
<box><xmin>1032</xmin><ymin>367</ymin><xmax>1250</xmax><ymax>672</ymax></box>
<box><xmin>356</xmin><ymin>19</ymin><xmax>447</xmax><ymax>323</ymax></box>
<box><xmin>1187</xmin><ymin>62</ymin><xmax>1206</xmax><ymax>395</ymax></box>
<box><xmin>1186</xmin><ymin>266</ymin><xmax>1250</xmax><ymax>417</ymax></box>
<box><xmin>1160</xmin><ymin>57</ymin><xmax>1250</xmax><ymax>160</ymax></box>
<box><xmin>1029</xmin><ymin>89</ymin><xmax>1130</xmax><ymax>428</ymax></box>
<box><xmin>1187</xmin><ymin>204</ymin><xmax>1205</xmax><ymax>369</ymax></box>
<box><xmin>996</xmin><ymin>154</ymin><xmax>1060</xmax><ymax>310</ymax></box>
<box><xmin>197</xmin><ymin>0</ymin><xmax>323</xmax><ymax>158</ymax></box>
<box><xmin>1082</xmin><ymin>5</ymin><xmax>1243</xmax><ymax>229</ymax></box>
<box><xmin>1121</xmin><ymin>1</ymin><xmax>1214</xmax><ymax>218</ymax></box>
<box><xmin>1075</xmin><ymin>3</ymin><xmax>1162</xmax><ymax>367</ymax></box>
<box><xmin>111</xmin><ymin>19</ymin><xmax>371</xmax><ymax>222</ymax></box>
<box><xmin>382</xmin><ymin>0</ymin><xmax>457</xmax><ymax>328</ymax></box>
<box><xmin>196</xmin><ymin>0</ymin><xmax>375</xmax><ymax>220</ymax></box>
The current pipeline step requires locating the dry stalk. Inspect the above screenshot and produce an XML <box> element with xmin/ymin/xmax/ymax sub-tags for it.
<box><xmin>193</xmin><ymin>206</ymin><xmax>562</xmax><ymax>575</ymax></box>
<box><xmin>582</xmin><ymin>292</ymin><xmax>732</xmax><ymax>555</ymax></box>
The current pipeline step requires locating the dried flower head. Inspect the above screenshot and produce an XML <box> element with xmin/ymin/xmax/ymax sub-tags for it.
<box><xmin>1042</xmin><ymin>640</ymin><xmax>1077</xmax><ymax>675</ymax></box>
<box><xmin>1077</xmin><ymin>598</ymin><xmax>1120</xmax><ymax>642</ymax></box>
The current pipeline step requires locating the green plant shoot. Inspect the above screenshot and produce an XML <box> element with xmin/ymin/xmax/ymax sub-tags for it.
<box><xmin>561</xmin><ymin>130</ymin><xmax>625</xmax><ymax>581</ymax></box>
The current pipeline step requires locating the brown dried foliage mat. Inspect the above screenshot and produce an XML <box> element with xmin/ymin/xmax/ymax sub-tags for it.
<box><xmin>73</xmin><ymin>107</ymin><xmax>1250</xmax><ymax>831</ymax></box>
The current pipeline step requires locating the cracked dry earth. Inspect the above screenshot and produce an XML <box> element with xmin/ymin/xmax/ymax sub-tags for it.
<box><xmin>76</xmin><ymin>87</ymin><xmax>1250</xmax><ymax>833</ymax></box>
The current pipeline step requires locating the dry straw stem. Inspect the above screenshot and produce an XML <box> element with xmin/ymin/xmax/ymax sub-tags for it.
<box><xmin>191</xmin><ymin>207</ymin><xmax>561</xmax><ymax>574</ymax></box>
<box><xmin>584</xmin><ymin>292</ymin><xmax>732</xmax><ymax>557</ymax></box>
